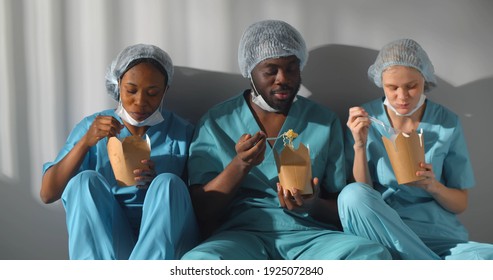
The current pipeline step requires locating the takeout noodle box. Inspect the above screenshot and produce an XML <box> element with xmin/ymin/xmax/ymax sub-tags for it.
<box><xmin>107</xmin><ymin>135</ymin><xmax>151</xmax><ymax>186</ymax></box>
<box><xmin>382</xmin><ymin>130</ymin><xmax>425</xmax><ymax>185</ymax></box>
<box><xmin>274</xmin><ymin>143</ymin><xmax>313</xmax><ymax>195</ymax></box>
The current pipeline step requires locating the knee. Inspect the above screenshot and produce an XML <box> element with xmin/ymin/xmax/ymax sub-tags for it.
<box><xmin>338</xmin><ymin>182</ymin><xmax>374</xmax><ymax>208</ymax></box>
<box><xmin>64</xmin><ymin>171</ymin><xmax>107</xmax><ymax>197</ymax></box>
<box><xmin>62</xmin><ymin>170</ymin><xmax>111</xmax><ymax>207</ymax></box>
<box><xmin>147</xmin><ymin>173</ymin><xmax>190</xmax><ymax>203</ymax></box>
<box><xmin>337</xmin><ymin>182</ymin><xmax>382</xmax><ymax>220</ymax></box>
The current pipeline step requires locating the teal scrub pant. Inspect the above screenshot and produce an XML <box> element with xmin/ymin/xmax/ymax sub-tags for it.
<box><xmin>181</xmin><ymin>228</ymin><xmax>391</xmax><ymax>260</ymax></box>
<box><xmin>338</xmin><ymin>183</ymin><xmax>493</xmax><ymax>260</ymax></box>
<box><xmin>62</xmin><ymin>170</ymin><xmax>199</xmax><ymax>260</ymax></box>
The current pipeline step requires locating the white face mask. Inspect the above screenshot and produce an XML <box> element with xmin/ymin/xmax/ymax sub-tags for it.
<box><xmin>115</xmin><ymin>93</ymin><xmax>165</xmax><ymax>127</ymax></box>
<box><xmin>250</xmin><ymin>90</ymin><xmax>279</xmax><ymax>113</ymax></box>
<box><xmin>384</xmin><ymin>94</ymin><xmax>427</xmax><ymax>117</ymax></box>
<box><xmin>249</xmin><ymin>77</ymin><xmax>297</xmax><ymax>113</ymax></box>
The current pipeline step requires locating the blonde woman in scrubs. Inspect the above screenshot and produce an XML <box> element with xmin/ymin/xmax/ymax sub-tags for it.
<box><xmin>340</xmin><ymin>38</ymin><xmax>493</xmax><ymax>259</ymax></box>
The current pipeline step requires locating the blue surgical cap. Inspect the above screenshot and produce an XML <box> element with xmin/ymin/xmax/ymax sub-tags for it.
<box><xmin>105</xmin><ymin>44</ymin><xmax>173</xmax><ymax>101</ymax></box>
<box><xmin>368</xmin><ymin>39</ymin><xmax>437</xmax><ymax>92</ymax></box>
<box><xmin>238</xmin><ymin>20</ymin><xmax>308</xmax><ymax>78</ymax></box>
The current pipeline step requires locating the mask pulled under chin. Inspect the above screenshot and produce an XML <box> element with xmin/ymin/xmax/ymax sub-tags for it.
<box><xmin>115</xmin><ymin>97</ymin><xmax>165</xmax><ymax>127</ymax></box>
<box><xmin>250</xmin><ymin>90</ymin><xmax>280</xmax><ymax>112</ymax></box>
<box><xmin>249</xmin><ymin>78</ymin><xmax>298</xmax><ymax>113</ymax></box>
<box><xmin>384</xmin><ymin>94</ymin><xmax>427</xmax><ymax>117</ymax></box>
<box><xmin>250</xmin><ymin>90</ymin><xmax>298</xmax><ymax>113</ymax></box>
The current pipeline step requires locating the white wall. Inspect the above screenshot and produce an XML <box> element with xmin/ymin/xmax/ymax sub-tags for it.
<box><xmin>1</xmin><ymin>0</ymin><xmax>492</xmax><ymax>259</ymax></box>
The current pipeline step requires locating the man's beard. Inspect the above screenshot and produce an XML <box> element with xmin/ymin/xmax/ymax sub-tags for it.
<box><xmin>264</xmin><ymin>83</ymin><xmax>300</xmax><ymax>113</ymax></box>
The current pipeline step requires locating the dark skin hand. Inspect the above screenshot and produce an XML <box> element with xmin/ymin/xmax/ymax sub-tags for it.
<box><xmin>277</xmin><ymin>177</ymin><xmax>319</xmax><ymax>212</ymax></box>
<box><xmin>40</xmin><ymin>115</ymin><xmax>156</xmax><ymax>201</ymax></box>
<box><xmin>133</xmin><ymin>158</ymin><xmax>157</xmax><ymax>189</ymax></box>
<box><xmin>277</xmin><ymin>176</ymin><xmax>341</xmax><ymax>227</ymax></box>
<box><xmin>40</xmin><ymin>116</ymin><xmax>123</xmax><ymax>203</ymax></box>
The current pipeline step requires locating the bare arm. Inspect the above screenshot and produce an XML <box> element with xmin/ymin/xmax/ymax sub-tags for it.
<box><xmin>190</xmin><ymin>132</ymin><xmax>266</xmax><ymax>231</ymax></box>
<box><xmin>347</xmin><ymin>107</ymin><xmax>373</xmax><ymax>185</ymax></box>
<box><xmin>40</xmin><ymin>116</ymin><xmax>123</xmax><ymax>204</ymax></box>
<box><xmin>352</xmin><ymin>145</ymin><xmax>372</xmax><ymax>185</ymax></box>
<box><xmin>309</xmin><ymin>194</ymin><xmax>341</xmax><ymax>227</ymax></box>
<box><xmin>413</xmin><ymin>162</ymin><xmax>468</xmax><ymax>214</ymax></box>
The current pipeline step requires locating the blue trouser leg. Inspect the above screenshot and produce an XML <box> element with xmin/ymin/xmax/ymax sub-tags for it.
<box><xmin>63</xmin><ymin>171</ymin><xmax>198</xmax><ymax>259</ymax></box>
<box><xmin>338</xmin><ymin>183</ymin><xmax>440</xmax><ymax>260</ymax></box>
<box><xmin>181</xmin><ymin>230</ymin><xmax>270</xmax><ymax>260</ymax></box>
<box><xmin>129</xmin><ymin>173</ymin><xmax>199</xmax><ymax>260</ymax></box>
<box><xmin>422</xmin><ymin>238</ymin><xmax>493</xmax><ymax>260</ymax></box>
<box><xmin>443</xmin><ymin>242</ymin><xmax>493</xmax><ymax>260</ymax></box>
<box><xmin>278</xmin><ymin>230</ymin><xmax>391</xmax><ymax>260</ymax></box>
<box><xmin>182</xmin><ymin>228</ymin><xmax>391</xmax><ymax>260</ymax></box>
<box><xmin>62</xmin><ymin>170</ymin><xmax>135</xmax><ymax>260</ymax></box>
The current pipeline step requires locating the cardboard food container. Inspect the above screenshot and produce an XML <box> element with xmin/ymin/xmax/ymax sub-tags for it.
<box><xmin>274</xmin><ymin>143</ymin><xmax>313</xmax><ymax>195</ymax></box>
<box><xmin>382</xmin><ymin>130</ymin><xmax>425</xmax><ymax>185</ymax></box>
<box><xmin>107</xmin><ymin>135</ymin><xmax>151</xmax><ymax>186</ymax></box>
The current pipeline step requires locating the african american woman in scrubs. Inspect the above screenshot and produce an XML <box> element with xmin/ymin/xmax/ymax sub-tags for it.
<box><xmin>41</xmin><ymin>44</ymin><xmax>199</xmax><ymax>259</ymax></box>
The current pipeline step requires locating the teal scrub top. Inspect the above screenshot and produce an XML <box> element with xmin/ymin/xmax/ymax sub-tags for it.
<box><xmin>188</xmin><ymin>92</ymin><xmax>346</xmax><ymax>232</ymax></box>
<box><xmin>43</xmin><ymin>109</ymin><xmax>194</xmax><ymax>203</ymax></box>
<box><xmin>345</xmin><ymin>98</ymin><xmax>475</xmax><ymax>240</ymax></box>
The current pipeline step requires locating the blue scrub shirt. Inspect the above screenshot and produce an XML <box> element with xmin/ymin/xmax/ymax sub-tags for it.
<box><xmin>188</xmin><ymin>92</ymin><xmax>346</xmax><ymax>233</ymax></box>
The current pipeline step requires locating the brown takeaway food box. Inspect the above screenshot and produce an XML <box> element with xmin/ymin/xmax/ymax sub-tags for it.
<box><xmin>382</xmin><ymin>130</ymin><xmax>425</xmax><ymax>185</ymax></box>
<box><xmin>274</xmin><ymin>143</ymin><xmax>313</xmax><ymax>195</ymax></box>
<box><xmin>107</xmin><ymin>135</ymin><xmax>151</xmax><ymax>187</ymax></box>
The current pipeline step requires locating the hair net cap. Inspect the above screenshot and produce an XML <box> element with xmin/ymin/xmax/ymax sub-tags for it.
<box><xmin>105</xmin><ymin>44</ymin><xmax>173</xmax><ymax>101</ymax></box>
<box><xmin>238</xmin><ymin>20</ymin><xmax>308</xmax><ymax>78</ymax></box>
<box><xmin>368</xmin><ymin>39</ymin><xmax>437</xmax><ymax>92</ymax></box>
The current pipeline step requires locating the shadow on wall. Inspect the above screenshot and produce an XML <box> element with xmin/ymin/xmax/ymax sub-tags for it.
<box><xmin>166</xmin><ymin>44</ymin><xmax>493</xmax><ymax>244</ymax></box>
<box><xmin>165</xmin><ymin>67</ymin><xmax>249</xmax><ymax>125</ymax></box>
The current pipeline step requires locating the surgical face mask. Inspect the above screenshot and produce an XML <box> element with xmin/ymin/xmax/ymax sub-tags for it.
<box><xmin>250</xmin><ymin>77</ymin><xmax>297</xmax><ymax>113</ymax></box>
<box><xmin>250</xmin><ymin>77</ymin><xmax>279</xmax><ymax>112</ymax></box>
<box><xmin>115</xmin><ymin>93</ymin><xmax>165</xmax><ymax>127</ymax></box>
<box><xmin>384</xmin><ymin>94</ymin><xmax>427</xmax><ymax>117</ymax></box>
<box><xmin>250</xmin><ymin>91</ymin><xmax>280</xmax><ymax>113</ymax></box>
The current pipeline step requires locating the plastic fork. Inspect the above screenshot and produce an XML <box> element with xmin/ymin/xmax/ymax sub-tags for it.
<box><xmin>266</xmin><ymin>136</ymin><xmax>280</xmax><ymax>141</ymax></box>
<box><xmin>368</xmin><ymin>116</ymin><xmax>399</xmax><ymax>135</ymax></box>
